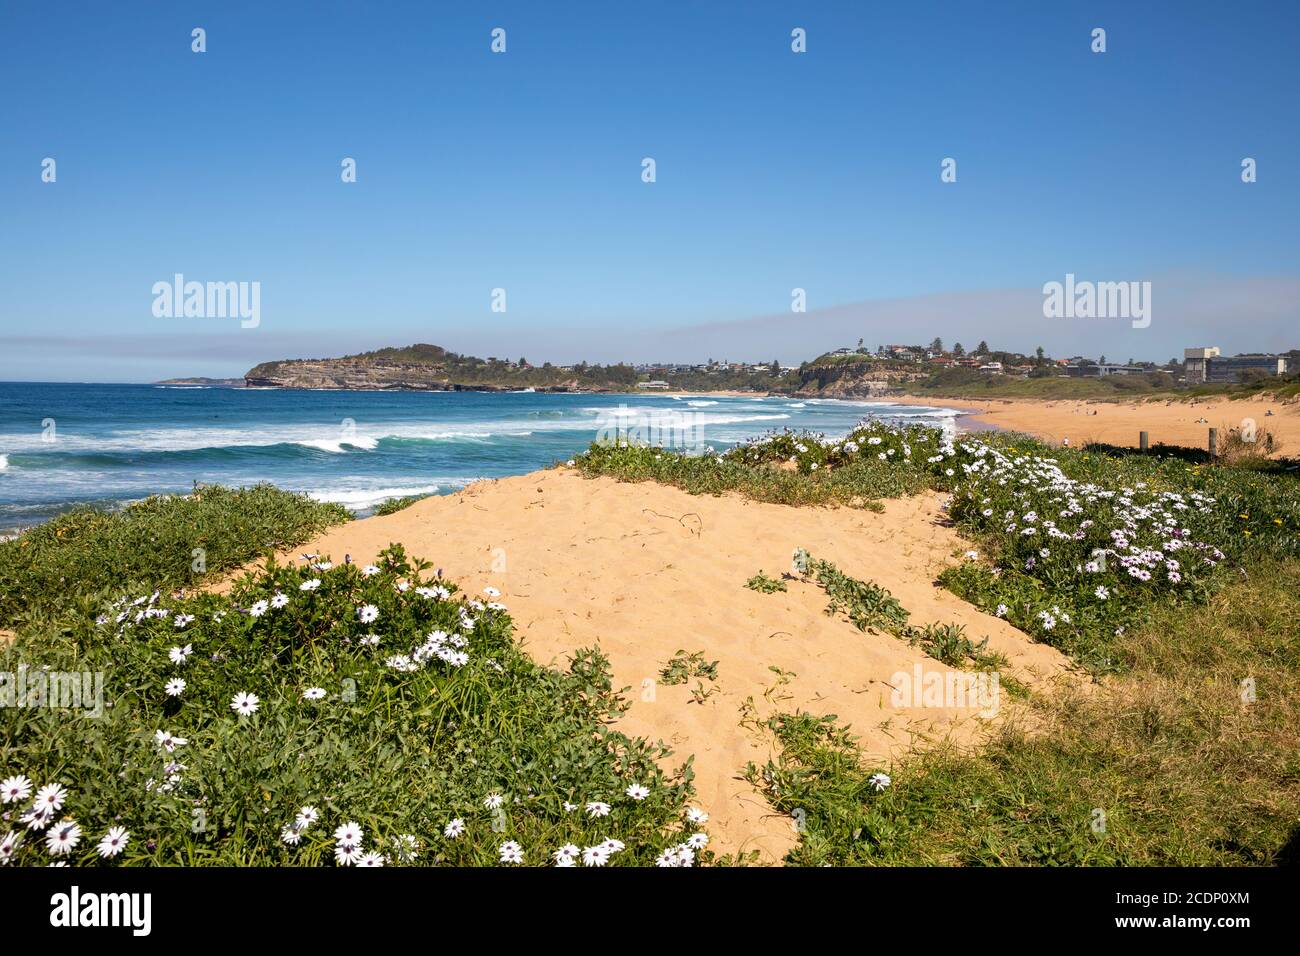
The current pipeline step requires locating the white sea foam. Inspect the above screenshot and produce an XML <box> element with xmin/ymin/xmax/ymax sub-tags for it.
<box><xmin>306</xmin><ymin>484</ymin><xmax>450</xmax><ymax>509</ymax></box>
<box><xmin>295</xmin><ymin>436</ymin><xmax>381</xmax><ymax>453</ymax></box>
<box><xmin>0</xmin><ymin>454</ymin><xmax>8</xmax><ymax>471</ymax></box>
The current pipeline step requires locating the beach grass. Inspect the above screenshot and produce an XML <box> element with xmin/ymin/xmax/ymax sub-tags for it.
<box><xmin>748</xmin><ymin>558</ymin><xmax>1300</xmax><ymax>865</ymax></box>
<box><xmin>583</xmin><ymin>420</ymin><xmax>1300</xmax><ymax>865</ymax></box>
<box><xmin>0</xmin><ymin>485</ymin><xmax>350</xmax><ymax>629</ymax></box>
<box><xmin>0</xmin><ymin>543</ymin><xmax>710</xmax><ymax>867</ymax></box>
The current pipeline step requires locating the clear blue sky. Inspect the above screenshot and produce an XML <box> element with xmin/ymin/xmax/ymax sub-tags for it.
<box><xmin>2</xmin><ymin>0</ymin><xmax>1297</xmax><ymax>381</ymax></box>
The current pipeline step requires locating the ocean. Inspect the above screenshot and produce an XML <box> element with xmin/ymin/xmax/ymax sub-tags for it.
<box><xmin>0</xmin><ymin>382</ymin><xmax>964</xmax><ymax>530</ymax></box>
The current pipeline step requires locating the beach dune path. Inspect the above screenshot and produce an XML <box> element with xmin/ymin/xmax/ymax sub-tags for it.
<box><xmin>261</xmin><ymin>469</ymin><xmax>1075</xmax><ymax>863</ymax></box>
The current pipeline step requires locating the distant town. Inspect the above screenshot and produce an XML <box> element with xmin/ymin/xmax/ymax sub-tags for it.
<box><xmin>628</xmin><ymin>340</ymin><xmax>1297</xmax><ymax>391</ymax></box>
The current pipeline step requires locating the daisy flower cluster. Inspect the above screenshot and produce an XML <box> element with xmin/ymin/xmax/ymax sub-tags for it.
<box><xmin>723</xmin><ymin>421</ymin><xmax>946</xmax><ymax>475</ymax></box>
<box><xmin>1</xmin><ymin>773</ymin><xmax>130</xmax><ymax>865</ymax></box>
<box><xmin>9</xmin><ymin>543</ymin><xmax>709</xmax><ymax>867</ymax></box>
<box><xmin>939</xmin><ymin>440</ymin><xmax>1223</xmax><ymax>600</ymax></box>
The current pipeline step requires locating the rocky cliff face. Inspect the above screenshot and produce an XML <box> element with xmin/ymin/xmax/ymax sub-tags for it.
<box><xmin>790</xmin><ymin>362</ymin><xmax>927</xmax><ymax>398</ymax></box>
<box><xmin>243</xmin><ymin>358</ymin><xmax>612</xmax><ymax>392</ymax></box>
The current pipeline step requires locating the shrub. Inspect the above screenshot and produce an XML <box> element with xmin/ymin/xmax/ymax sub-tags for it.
<box><xmin>0</xmin><ymin>545</ymin><xmax>711</xmax><ymax>867</ymax></box>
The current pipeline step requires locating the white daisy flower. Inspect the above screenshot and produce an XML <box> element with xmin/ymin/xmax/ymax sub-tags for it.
<box><xmin>45</xmin><ymin>820</ymin><xmax>81</xmax><ymax>856</ymax></box>
<box><xmin>34</xmin><ymin>784</ymin><xmax>67</xmax><ymax>812</ymax></box>
<box><xmin>685</xmin><ymin>807</ymin><xmax>709</xmax><ymax>825</ymax></box>
<box><xmin>154</xmin><ymin>730</ymin><xmax>187</xmax><ymax>752</ymax></box>
<box><xmin>230</xmin><ymin>692</ymin><xmax>260</xmax><ymax>717</ymax></box>
<box><xmin>585</xmin><ymin>801</ymin><xmax>611</xmax><ymax>818</ymax></box>
<box><xmin>296</xmin><ymin>806</ymin><xmax>319</xmax><ymax>828</ymax></box>
<box><xmin>483</xmin><ymin>586</ymin><xmax>500</xmax><ymax>598</ymax></box>
<box><xmin>581</xmin><ymin>845</ymin><xmax>610</xmax><ymax>867</ymax></box>
<box><xmin>868</xmin><ymin>772</ymin><xmax>891</xmax><ymax>791</ymax></box>
<box><xmin>168</xmin><ymin>644</ymin><xmax>193</xmax><ymax>666</ymax></box>
<box><xmin>443</xmin><ymin>818</ymin><xmax>465</xmax><ymax>839</ymax></box>
<box><xmin>498</xmin><ymin>840</ymin><xmax>524</xmax><ymax>864</ymax></box>
<box><xmin>357</xmin><ymin>851</ymin><xmax>386</xmax><ymax>867</ymax></box>
<box><xmin>334</xmin><ymin>844</ymin><xmax>363</xmax><ymax>866</ymax></box>
<box><xmin>484</xmin><ymin>793</ymin><xmax>504</xmax><ymax>810</ymax></box>
<box><xmin>299</xmin><ymin>579</ymin><xmax>321</xmax><ymax>592</ymax></box>
<box><xmin>164</xmin><ymin>678</ymin><xmax>186</xmax><ymax>697</ymax></box>
<box><xmin>248</xmin><ymin>600</ymin><xmax>269</xmax><ymax>618</ymax></box>
<box><xmin>1</xmin><ymin>830</ymin><xmax>22</xmax><ymax>863</ymax></box>
<box><xmin>361</xmin><ymin>565</ymin><xmax>381</xmax><ymax>577</ymax></box>
<box><xmin>302</xmin><ymin>687</ymin><xmax>326</xmax><ymax>700</ymax></box>
<box><xmin>280</xmin><ymin>823</ymin><xmax>304</xmax><ymax>846</ymax></box>
<box><xmin>552</xmin><ymin>843</ymin><xmax>580</xmax><ymax>865</ymax></box>
<box><xmin>1</xmin><ymin>775</ymin><xmax>33</xmax><ymax>804</ymax></box>
<box><xmin>270</xmin><ymin>592</ymin><xmax>289</xmax><ymax>609</ymax></box>
<box><xmin>95</xmin><ymin>826</ymin><xmax>129</xmax><ymax>859</ymax></box>
<box><xmin>625</xmin><ymin>783</ymin><xmax>650</xmax><ymax>801</ymax></box>
<box><xmin>334</xmin><ymin>821</ymin><xmax>364</xmax><ymax>845</ymax></box>
<box><xmin>357</xmin><ymin>604</ymin><xmax>379</xmax><ymax>624</ymax></box>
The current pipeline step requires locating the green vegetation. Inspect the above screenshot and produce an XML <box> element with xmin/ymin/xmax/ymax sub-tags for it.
<box><xmin>0</xmin><ymin>485</ymin><xmax>350</xmax><ymax>628</ymax></box>
<box><xmin>913</xmin><ymin>367</ymin><xmax>1179</xmax><ymax>399</ymax></box>
<box><xmin>373</xmin><ymin>494</ymin><xmax>432</xmax><ymax>516</ymax></box>
<box><xmin>744</xmin><ymin>571</ymin><xmax>787</xmax><ymax>593</ymax></box>
<box><xmin>575</xmin><ymin>441</ymin><xmax>928</xmax><ymax>508</ymax></box>
<box><xmin>803</xmin><ymin>556</ymin><xmax>911</xmax><ymax>634</ymax></box>
<box><xmin>748</xmin><ymin>560</ymin><xmax>1300</xmax><ymax>865</ymax></box>
<box><xmin>246</xmin><ymin>343</ymin><xmax>644</xmax><ymax>391</ymax></box>
<box><xmin>1</xmin><ymin>543</ymin><xmax>712</xmax><ymax>867</ymax></box>
<box><xmin>585</xmin><ymin>418</ymin><xmax>1300</xmax><ymax>865</ymax></box>
<box><xmin>659</xmin><ymin>650</ymin><xmax>719</xmax><ymax>685</ymax></box>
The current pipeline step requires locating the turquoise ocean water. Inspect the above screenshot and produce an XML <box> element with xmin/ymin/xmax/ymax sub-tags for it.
<box><xmin>0</xmin><ymin>383</ymin><xmax>967</xmax><ymax>531</ymax></box>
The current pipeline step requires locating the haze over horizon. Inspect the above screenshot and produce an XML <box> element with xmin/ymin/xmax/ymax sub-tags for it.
<box><xmin>3</xmin><ymin>0</ymin><xmax>1297</xmax><ymax>382</ymax></box>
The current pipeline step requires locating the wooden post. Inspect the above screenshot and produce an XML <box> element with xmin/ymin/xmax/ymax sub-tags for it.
<box><xmin>1208</xmin><ymin>427</ymin><xmax>1218</xmax><ymax>457</ymax></box>
<box><xmin>1139</xmin><ymin>431</ymin><xmax>1149</xmax><ymax>452</ymax></box>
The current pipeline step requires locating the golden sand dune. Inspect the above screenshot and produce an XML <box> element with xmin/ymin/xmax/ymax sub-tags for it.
<box><xmin>268</xmin><ymin>470</ymin><xmax>1076</xmax><ymax>862</ymax></box>
<box><xmin>905</xmin><ymin>393</ymin><xmax>1300</xmax><ymax>452</ymax></box>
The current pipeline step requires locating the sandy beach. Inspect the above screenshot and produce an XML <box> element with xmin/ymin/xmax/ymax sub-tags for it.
<box><xmin>246</xmin><ymin>468</ymin><xmax>1077</xmax><ymax>862</ymax></box>
<box><xmin>905</xmin><ymin>393</ymin><xmax>1300</xmax><ymax>453</ymax></box>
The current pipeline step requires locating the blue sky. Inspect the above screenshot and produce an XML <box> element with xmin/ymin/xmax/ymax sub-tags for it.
<box><xmin>2</xmin><ymin>0</ymin><xmax>1298</xmax><ymax>381</ymax></box>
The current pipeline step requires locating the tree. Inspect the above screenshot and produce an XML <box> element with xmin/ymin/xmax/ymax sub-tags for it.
<box><xmin>929</xmin><ymin>337</ymin><xmax>944</xmax><ymax>354</ymax></box>
<box><xmin>1099</xmin><ymin>355</ymin><xmax>1107</xmax><ymax>365</ymax></box>
<box><xmin>976</xmin><ymin>340</ymin><xmax>989</xmax><ymax>355</ymax></box>
<box><xmin>1035</xmin><ymin>346</ymin><xmax>1045</xmax><ymax>364</ymax></box>
<box><xmin>518</xmin><ymin>356</ymin><xmax>527</xmax><ymax>367</ymax></box>
<box><xmin>770</xmin><ymin>360</ymin><xmax>780</xmax><ymax>375</ymax></box>
<box><xmin>953</xmin><ymin>342</ymin><xmax>965</xmax><ymax>357</ymax></box>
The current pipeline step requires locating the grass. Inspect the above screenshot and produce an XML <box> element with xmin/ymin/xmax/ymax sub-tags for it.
<box><xmin>747</xmin><ymin>559</ymin><xmax>1300</xmax><ymax>865</ymax></box>
<box><xmin>0</xmin><ymin>485</ymin><xmax>350</xmax><ymax>628</ymax></box>
<box><xmin>372</xmin><ymin>494</ymin><xmax>431</xmax><ymax>516</ymax></box>
<box><xmin>584</xmin><ymin>419</ymin><xmax>1300</xmax><ymax>866</ymax></box>
<box><xmin>1</xmin><ymin>543</ymin><xmax>711</xmax><ymax>866</ymax></box>
<box><xmin>575</xmin><ymin>442</ymin><xmax>928</xmax><ymax>508</ymax></box>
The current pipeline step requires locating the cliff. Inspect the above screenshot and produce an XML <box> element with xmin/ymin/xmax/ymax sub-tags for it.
<box><xmin>244</xmin><ymin>344</ymin><xmax>635</xmax><ymax>392</ymax></box>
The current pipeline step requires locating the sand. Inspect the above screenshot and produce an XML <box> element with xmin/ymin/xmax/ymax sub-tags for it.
<box><xmin>903</xmin><ymin>393</ymin><xmax>1300</xmax><ymax>453</ymax></box>
<box><xmin>254</xmin><ymin>469</ymin><xmax>1076</xmax><ymax>863</ymax></box>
